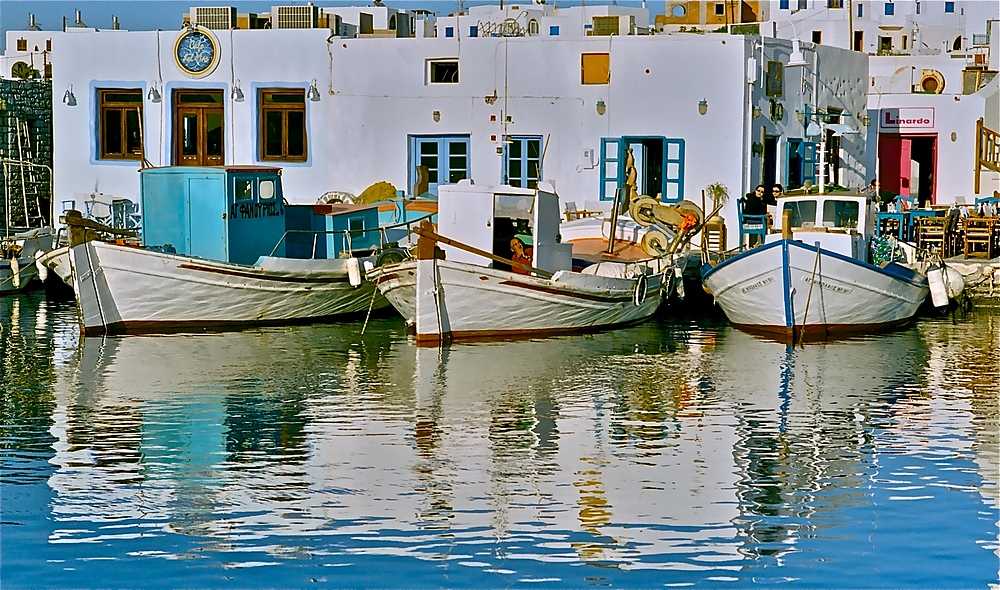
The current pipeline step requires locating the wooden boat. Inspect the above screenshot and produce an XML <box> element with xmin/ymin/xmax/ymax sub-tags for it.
<box><xmin>370</xmin><ymin>181</ymin><xmax>676</xmax><ymax>343</ymax></box>
<box><xmin>701</xmin><ymin>193</ymin><xmax>929</xmax><ymax>342</ymax></box>
<box><xmin>70</xmin><ymin>166</ymin><xmax>402</xmax><ymax>335</ymax></box>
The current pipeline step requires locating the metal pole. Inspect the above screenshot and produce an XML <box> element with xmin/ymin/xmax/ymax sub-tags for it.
<box><xmin>3</xmin><ymin>160</ymin><xmax>9</xmax><ymax>237</ymax></box>
<box><xmin>819</xmin><ymin>128</ymin><xmax>827</xmax><ymax>193</ymax></box>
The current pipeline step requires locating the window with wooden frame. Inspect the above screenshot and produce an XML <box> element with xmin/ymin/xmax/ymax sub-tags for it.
<box><xmin>99</xmin><ymin>89</ymin><xmax>144</xmax><ymax>160</ymax></box>
<box><xmin>259</xmin><ymin>89</ymin><xmax>307</xmax><ymax>162</ymax></box>
<box><xmin>581</xmin><ymin>53</ymin><xmax>610</xmax><ymax>85</ymax></box>
<box><xmin>16</xmin><ymin>38</ymin><xmax>27</xmax><ymax>51</ymax></box>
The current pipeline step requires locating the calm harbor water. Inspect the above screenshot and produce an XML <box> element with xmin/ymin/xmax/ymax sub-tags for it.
<box><xmin>1</xmin><ymin>293</ymin><xmax>998</xmax><ymax>588</ymax></box>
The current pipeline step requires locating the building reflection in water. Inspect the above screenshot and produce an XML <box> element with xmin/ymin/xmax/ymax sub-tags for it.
<box><xmin>10</xmin><ymin>297</ymin><xmax>994</xmax><ymax>577</ymax></box>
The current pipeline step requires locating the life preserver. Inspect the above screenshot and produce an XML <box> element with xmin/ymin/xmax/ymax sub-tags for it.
<box><xmin>633</xmin><ymin>273</ymin><xmax>647</xmax><ymax>307</ymax></box>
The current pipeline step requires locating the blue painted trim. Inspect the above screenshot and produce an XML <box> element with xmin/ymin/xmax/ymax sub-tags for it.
<box><xmin>408</xmin><ymin>134</ymin><xmax>471</xmax><ymax>196</ymax></box>
<box><xmin>663</xmin><ymin>138</ymin><xmax>685</xmax><ymax>203</ymax></box>
<box><xmin>502</xmin><ymin>135</ymin><xmax>543</xmax><ymax>187</ymax></box>
<box><xmin>786</xmin><ymin>239</ymin><xmax>927</xmax><ymax>288</ymax></box>
<box><xmin>701</xmin><ymin>237</ymin><xmax>927</xmax><ymax>303</ymax></box>
<box><xmin>599</xmin><ymin>137</ymin><xmax>620</xmax><ymax>201</ymax></box>
<box><xmin>781</xmin><ymin>240</ymin><xmax>793</xmax><ymax>329</ymax></box>
<box><xmin>701</xmin><ymin>239</ymin><xmax>784</xmax><ymax>280</ymax></box>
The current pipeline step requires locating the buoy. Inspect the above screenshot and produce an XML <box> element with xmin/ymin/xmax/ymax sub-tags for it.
<box><xmin>347</xmin><ymin>257</ymin><xmax>362</xmax><ymax>287</ymax></box>
<box><xmin>10</xmin><ymin>257</ymin><xmax>20</xmax><ymax>289</ymax></box>
<box><xmin>34</xmin><ymin>250</ymin><xmax>48</xmax><ymax>283</ymax></box>
<box><xmin>927</xmin><ymin>264</ymin><xmax>948</xmax><ymax>308</ymax></box>
<box><xmin>944</xmin><ymin>265</ymin><xmax>965</xmax><ymax>300</ymax></box>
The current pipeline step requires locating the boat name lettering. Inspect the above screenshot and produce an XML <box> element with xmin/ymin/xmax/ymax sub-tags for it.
<box><xmin>802</xmin><ymin>276</ymin><xmax>852</xmax><ymax>294</ymax></box>
<box><xmin>741</xmin><ymin>277</ymin><xmax>774</xmax><ymax>293</ymax></box>
<box><xmin>231</xmin><ymin>202</ymin><xmax>280</xmax><ymax>219</ymax></box>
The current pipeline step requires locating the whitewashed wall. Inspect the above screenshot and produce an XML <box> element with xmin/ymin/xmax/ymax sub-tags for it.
<box><xmin>51</xmin><ymin>27</ymin><xmax>868</xmax><ymax>248</ymax></box>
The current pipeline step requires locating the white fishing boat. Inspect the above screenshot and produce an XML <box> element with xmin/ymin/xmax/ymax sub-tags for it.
<box><xmin>1</xmin><ymin>227</ymin><xmax>54</xmax><ymax>294</ymax></box>
<box><xmin>70</xmin><ymin>166</ymin><xmax>397</xmax><ymax>335</ymax></box>
<box><xmin>371</xmin><ymin>181</ymin><xmax>680</xmax><ymax>343</ymax></box>
<box><xmin>701</xmin><ymin>193</ymin><xmax>929</xmax><ymax>342</ymax></box>
<box><xmin>72</xmin><ymin>241</ymin><xmax>385</xmax><ymax>333</ymax></box>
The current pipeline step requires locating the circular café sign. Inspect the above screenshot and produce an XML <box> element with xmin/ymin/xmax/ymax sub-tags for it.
<box><xmin>174</xmin><ymin>28</ymin><xmax>219</xmax><ymax>77</ymax></box>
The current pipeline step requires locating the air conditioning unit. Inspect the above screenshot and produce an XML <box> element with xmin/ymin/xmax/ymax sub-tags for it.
<box><xmin>274</xmin><ymin>5</ymin><xmax>319</xmax><ymax>29</ymax></box>
<box><xmin>192</xmin><ymin>6</ymin><xmax>237</xmax><ymax>30</ymax></box>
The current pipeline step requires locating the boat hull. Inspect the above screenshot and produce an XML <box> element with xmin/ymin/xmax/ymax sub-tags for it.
<box><xmin>373</xmin><ymin>258</ymin><xmax>664</xmax><ymax>343</ymax></box>
<box><xmin>0</xmin><ymin>256</ymin><xmax>38</xmax><ymax>294</ymax></box>
<box><xmin>2</xmin><ymin>228</ymin><xmax>54</xmax><ymax>294</ymax></box>
<box><xmin>70</xmin><ymin>240</ymin><xmax>388</xmax><ymax>335</ymax></box>
<box><xmin>37</xmin><ymin>246</ymin><xmax>74</xmax><ymax>293</ymax></box>
<box><xmin>702</xmin><ymin>240</ymin><xmax>928</xmax><ymax>342</ymax></box>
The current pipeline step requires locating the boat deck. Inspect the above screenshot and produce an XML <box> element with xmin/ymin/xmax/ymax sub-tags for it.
<box><xmin>569</xmin><ymin>238</ymin><xmax>648</xmax><ymax>264</ymax></box>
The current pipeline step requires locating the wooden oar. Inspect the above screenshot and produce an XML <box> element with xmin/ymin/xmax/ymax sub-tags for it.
<box><xmin>412</xmin><ymin>220</ymin><xmax>553</xmax><ymax>279</ymax></box>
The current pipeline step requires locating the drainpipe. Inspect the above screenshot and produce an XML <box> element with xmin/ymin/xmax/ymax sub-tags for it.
<box><xmin>743</xmin><ymin>39</ymin><xmax>759</xmax><ymax>205</ymax></box>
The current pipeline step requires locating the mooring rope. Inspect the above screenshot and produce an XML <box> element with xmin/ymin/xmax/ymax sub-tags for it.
<box><xmin>797</xmin><ymin>244</ymin><xmax>822</xmax><ymax>346</ymax></box>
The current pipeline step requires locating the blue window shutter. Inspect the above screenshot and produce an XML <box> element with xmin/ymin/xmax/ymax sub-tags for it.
<box><xmin>803</xmin><ymin>142</ymin><xmax>817</xmax><ymax>185</ymax></box>
<box><xmin>549</xmin><ymin>25</ymin><xmax>559</xmax><ymax>36</ymax></box>
<box><xmin>858</xmin><ymin>3</ymin><xmax>863</xmax><ymax>17</ymax></box>
<box><xmin>599</xmin><ymin>138</ymin><xmax>622</xmax><ymax>202</ymax></box>
<box><xmin>780</xmin><ymin>0</ymin><xmax>789</xmax><ymax>9</ymax></box>
<box><xmin>944</xmin><ymin>1</ymin><xmax>954</xmax><ymax>13</ymax></box>
<box><xmin>885</xmin><ymin>2</ymin><xmax>894</xmax><ymax>15</ymax></box>
<box><xmin>445</xmin><ymin>26</ymin><xmax>454</xmax><ymax>37</ymax></box>
<box><xmin>662</xmin><ymin>139</ymin><xmax>685</xmax><ymax>203</ymax></box>
<box><xmin>470</xmin><ymin>25</ymin><xmax>478</xmax><ymax>37</ymax></box>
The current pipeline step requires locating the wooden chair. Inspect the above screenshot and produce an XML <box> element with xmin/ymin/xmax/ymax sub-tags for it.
<box><xmin>915</xmin><ymin>216</ymin><xmax>947</xmax><ymax>257</ymax></box>
<box><xmin>962</xmin><ymin>217</ymin><xmax>996</xmax><ymax>259</ymax></box>
<box><xmin>702</xmin><ymin>218</ymin><xmax>727</xmax><ymax>254</ymax></box>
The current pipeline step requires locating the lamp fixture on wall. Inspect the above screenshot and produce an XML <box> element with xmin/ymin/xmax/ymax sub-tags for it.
<box><xmin>860</xmin><ymin>114</ymin><xmax>871</xmax><ymax>126</ymax></box>
<box><xmin>752</xmin><ymin>105</ymin><xmax>762</xmax><ymax>118</ymax></box>
<box><xmin>432</xmin><ymin>110</ymin><xmax>441</xmax><ymax>122</ymax></box>
<box><xmin>307</xmin><ymin>79</ymin><xmax>321</xmax><ymax>101</ymax></box>
<box><xmin>596</xmin><ymin>99</ymin><xmax>606</xmax><ymax>116</ymax></box>
<box><xmin>698</xmin><ymin>99</ymin><xmax>708</xmax><ymax>115</ymax></box>
<box><xmin>147</xmin><ymin>81</ymin><xmax>161</xmax><ymax>103</ymax></box>
<box><xmin>62</xmin><ymin>84</ymin><xmax>76</xmax><ymax>106</ymax></box>
<box><xmin>786</xmin><ymin>38</ymin><xmax>809</xmax><ymax>67</ymax></box>
<box><xmin>231</xmin><ymin>79</ymin><xmax>244</xmax><ymax>102</ymax></box>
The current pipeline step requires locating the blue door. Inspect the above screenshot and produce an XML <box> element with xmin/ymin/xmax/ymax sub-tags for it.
<box><xmin>187</xmin><ymin>176</ymin><xmax>228</xmax><ymax>262</ymax></box>
<box><xmin>410</xmin><ymin>135</ymin><xmax>470</xmax><ymax>196</ymax></box>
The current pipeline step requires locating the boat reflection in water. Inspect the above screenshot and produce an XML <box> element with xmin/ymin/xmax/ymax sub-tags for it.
<box><xmin>27</xmin><ymin>307</ymin><xmax>998</xmax><ymax>586</ymax></box>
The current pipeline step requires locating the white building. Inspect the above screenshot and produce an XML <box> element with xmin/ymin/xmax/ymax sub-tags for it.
<box><xmin>47</xmin><ymin>4</ymin><xmax>869</xmax><ymax>248</ymax></box>
<box><xmin>761</xmin><ymin>1</ymin><xmax>1000</xmax><ymax>204</ymax></box>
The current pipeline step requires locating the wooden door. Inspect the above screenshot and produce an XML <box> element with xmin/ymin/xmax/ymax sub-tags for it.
<box><xmin>174</xmin><ymin>90</ymin><xmax>224</xmax><ymax>166</ymax></box>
